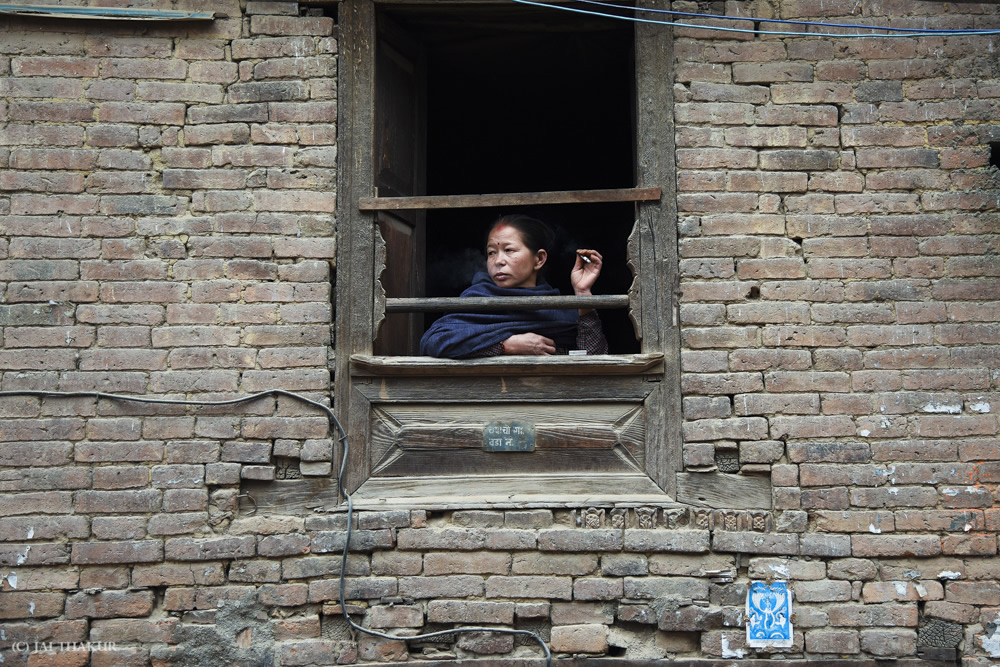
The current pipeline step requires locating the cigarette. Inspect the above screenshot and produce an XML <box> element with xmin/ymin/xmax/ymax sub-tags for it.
<box><xmin>577</xmin><ymin>251</ymin><xmax>592</xmax><ymax>264</ymax></box>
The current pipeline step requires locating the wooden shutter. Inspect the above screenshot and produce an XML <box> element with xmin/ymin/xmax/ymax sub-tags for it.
<box><xmin>372</xmin><ymin>14</ymin><xmax>427</xmax><ymax>355</ymax></box>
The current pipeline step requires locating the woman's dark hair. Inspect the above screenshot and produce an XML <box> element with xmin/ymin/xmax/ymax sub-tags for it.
<box><xmin>487</xmin><ymin>214</ymin><xmax>555</xmax><ymax>254</ymax></box>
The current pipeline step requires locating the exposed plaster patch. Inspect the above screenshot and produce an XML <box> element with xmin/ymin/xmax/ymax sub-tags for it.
<box><xmin>15</xmin><ymin>546</ymin><xmax>30</xmax><ymax>566</ymax></box>
<box><xmin>981</xmin><ymin>623</ymin><xmax>1000</xmax><ymax>658</ymax></box>
<box><xmin>721</xmin><ymin>635</ymin><xmax>746</xmax><ymax>659</ymax></box>
<box><xmin>921</xmin><ymin>402</ymin><xmax>962</xmax><ymax>414</ymax></box>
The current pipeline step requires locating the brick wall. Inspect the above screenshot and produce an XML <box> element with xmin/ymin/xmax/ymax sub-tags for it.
<box><xmin>1</xmin><ymin>0</ymin><xmax>999</xmax><ymax>665</ymax></box>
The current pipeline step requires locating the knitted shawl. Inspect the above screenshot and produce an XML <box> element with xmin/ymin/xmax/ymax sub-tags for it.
<box><xmin>419</xmin><ymin>272</ymin><xmax>578</xmax><ymax>358</ymax></box>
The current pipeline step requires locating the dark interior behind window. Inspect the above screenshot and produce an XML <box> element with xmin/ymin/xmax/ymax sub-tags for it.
<box><xmin>383</xmin><ymin>5</ymin><xmax>639</xmax><ymax>353</ymax></box>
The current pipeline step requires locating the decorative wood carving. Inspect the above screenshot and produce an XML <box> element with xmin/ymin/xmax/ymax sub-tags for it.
<box><xmin>749</xmin><ymin>510</ymin><xmax>770</xmax><ymax>532</ymax></box>
<box><xmin>583</xmin><ymin>507</ymin><xmax>605</xmax><ymax>528</ymax></box>
<box><xmin>692</xmin><ymin>508</ymin><xmax>713</xmax><ymax>530</ymax></box>
<box><xmin>635</xmin><ymin>506</ymin><xmax>657</xmax><ymax>529</ymax></box>
<box><xmin>625</xmin><ymin>217</ymin><xmax>642</xmax><ymax>341</ymax></box>
<box><xmin>718</xmin><ymin>509</ymin><xmax>742</xmax><ymax>532</ymax></box>
<box><xmin>662</xmin><ymin>507</ymin><xmax>687</xmax><ymax>529</ymax></box>
<box><xmin>373</xmin><ymin>222</ymin><xmax>387</xmax><ymax>342</ymax></box>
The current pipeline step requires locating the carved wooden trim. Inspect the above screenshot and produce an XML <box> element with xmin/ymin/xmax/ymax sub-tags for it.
<box><xmin>626</xmin><ymin>217</ymin><xmax>642</xmax><ymax>341</ymax></box>
<box><xmin>372</xmin><ymin>222</ymin><xmax>387</xmax><ymax>341</ymax></box>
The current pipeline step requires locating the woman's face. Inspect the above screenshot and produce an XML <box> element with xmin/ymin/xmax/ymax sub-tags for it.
<box><xmin>486</xmin><ymin>224</ymin><xmax>547</xmax><ymax>289</ymax></box>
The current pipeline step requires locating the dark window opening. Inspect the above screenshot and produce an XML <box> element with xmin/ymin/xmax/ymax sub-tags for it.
<box><xmin>380</xmin><ymin>4</ymin><xmax>639</xmax><ymax>354</ymax></box>
<box><xmin>991</xmin><ymin>142</ymin><xmax>1000</xmax><ymax>169</ymax></box>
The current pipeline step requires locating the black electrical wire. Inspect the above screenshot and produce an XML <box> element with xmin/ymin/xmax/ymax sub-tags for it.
<box><xmin>0</xmin><ymin>389</ymin><xmax>552</xmax><ymax>665</ymax></box>
<box><xmin>573</xmin><ymin>0</ymin><xmax>998</xmax><ymax>34</ymax></box>
<box><xmin>510</xmin><ymin>0</ymin><xmax>1000</xmax><ymax>38</ymax></box>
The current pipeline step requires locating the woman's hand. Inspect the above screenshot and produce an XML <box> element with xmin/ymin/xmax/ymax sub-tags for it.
<box><xmin>571</xmin><ymin>249</ymin><xmax>602</xmax><ymax>295</ymax></box>
<box><xmin>502</xmin><ymin>333</ymin><xmax>556</xmax><ymax>355</ymax></box>
<box><xmin>571</xmin><ymin>249</ymin><xmax>602</xmax><ymax>315</ymax></box>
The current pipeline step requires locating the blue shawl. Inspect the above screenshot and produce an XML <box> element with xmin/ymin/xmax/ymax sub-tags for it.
<box><xmin>419</xmin><ymin>272</ymin><xmax>579</xmax><ymax>358</ymax></box>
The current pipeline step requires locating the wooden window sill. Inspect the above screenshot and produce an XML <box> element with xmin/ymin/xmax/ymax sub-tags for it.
<box><xmin>350</xmin><ymin>353</ymin><xmax>665</xmax><ymax>376</ymax></box>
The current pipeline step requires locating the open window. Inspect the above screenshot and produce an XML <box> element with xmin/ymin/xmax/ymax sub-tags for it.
<box><xmin>335</xmin><ymin>0</ymin><xmax>681</xmax><ymax>506</ymax></box>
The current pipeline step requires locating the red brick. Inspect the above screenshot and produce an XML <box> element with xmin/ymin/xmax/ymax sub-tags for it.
<box><xmin>771</xmin><ymin>416</ymin><xmax>855</xmax><ymax>439</ymax></box>
<box><xmin>851</xmin><ymin>535</ymin><xmax>941</xmax><ymax>558</ymax></box>
<box><xmin>946</xmin><ymin>581</ymin><xmax>1000</xmax><ymax>606</ymax></box>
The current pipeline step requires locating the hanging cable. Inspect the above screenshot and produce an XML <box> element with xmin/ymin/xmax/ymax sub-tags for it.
<box><xmin>509</xmin><ymin>0</ymin><xmax>1000</xmax><ymax>38</ymax></box>
<box><xmin>0</xmin><ymin>389</ymin><xmax>551</xmax><ymax>666</ymax></box>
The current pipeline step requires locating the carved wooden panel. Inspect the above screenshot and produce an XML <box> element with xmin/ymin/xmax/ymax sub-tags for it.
<box><xmin>369</xmin><ymin>402</ymin><xmax>645</xmax><ymax>478</ymax></box>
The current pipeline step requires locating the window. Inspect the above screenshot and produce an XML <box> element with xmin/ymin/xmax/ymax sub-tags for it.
<box><xmin>334</xmin><ymin>0</ymin><xmax>680</xmax><ymax>506</ymax></box>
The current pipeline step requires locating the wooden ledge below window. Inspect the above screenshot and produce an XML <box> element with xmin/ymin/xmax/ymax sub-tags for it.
<box><xmin>345</xmin><ymin>473</ymin><xmax>676</xmax><ymax>510</ymax></box>
<box><xmin>350</xmin><ymin>353</ymin><xmax>665</xmax><ymax>376</ymax></box>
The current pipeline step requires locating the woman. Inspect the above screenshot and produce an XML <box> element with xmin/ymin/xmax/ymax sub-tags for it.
<box><xmin>419</xmin><ymin>214</ymin><xmax>608</xmax><ymax>358</ymax></box>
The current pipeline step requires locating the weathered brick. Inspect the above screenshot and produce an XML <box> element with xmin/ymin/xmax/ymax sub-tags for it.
<box><xmin>427</xmin><ymin>600</ymin><xmax>515</xmax><ymax>624</ymax></box>
<box><xmin>945</xmin><ymin>581</ymin><xmax>1000</xmax><ymax>606</ymax></box>
<box><xmin>75</xmin><ymin>489</ymin><xmax>161</xmax><ymax>514</ymax></box>
<box><xmin>550</xmin><ymin>624</ymin><xmax>608</xmax><ymax>653</ymax></box>
<box><xmin>712</xmin><ymin>531</ymin><xmax>798</xmax><ymax>555</ymax></box>
<box><xmin>367</xmin><ymin>604</ymin><xmax>424</xmax><ymax>629</ymax></box>
<box><xmin>486</xmin><ymin>576</ymin><xmax>572</xmax><ymax>600</ymax></box>
<box><xmin>71</xmin><ymin>540</ymin><xmax>163</xmax><ymax>565</ymax></box>
<box><xmin>396</xmin><ymin>575</ymin><xmax>481</xmax><ymax>600</ymax></box>
<box><xmin>65</xmin><ymin>590</ymin><xmax>153</xmax><ymax>619</ymax></box>
<box><xmin>828</xmin><ymin>603</ymin><xmax>918</xmax><ymax>627</ymax></box>
<box><xmin>424</xmin><ymin>551</ymin><xmax>511</xmax><ymax>575</ymax></box>
<box><xmin>538</xmin><ymin>529</ymin><xmax>623</xmax><ymax>552</ymax></box>
<box><xmin>806</xmin><ymin>629</ymin><xmax>860</xmax><ymax>654</ymax></box>
<box><xmin>851</xmin><ymin>535</ymin><xmax>941</xmax><ymax>557</ymax></box>
<box><xmin>164</xmin><ymin>536</ymin><xmax>255</xmax><ymax>560</ymax></box>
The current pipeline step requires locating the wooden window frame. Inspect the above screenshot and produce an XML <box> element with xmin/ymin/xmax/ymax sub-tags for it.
<box><xmin>334</xmin><ymin>0</ymin><xmax>684</xmax><ymax>507</ymax></box>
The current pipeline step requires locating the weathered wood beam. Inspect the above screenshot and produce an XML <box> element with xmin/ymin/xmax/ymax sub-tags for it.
<box><xmin>385</xmin><ymin>294</ymin><xmax>629</xmax><ymax>312</ymax></box>
<box><xmin>360</xmin><ymin>187</ymin><xmax>661</xmax><ymax>210</ymax></box>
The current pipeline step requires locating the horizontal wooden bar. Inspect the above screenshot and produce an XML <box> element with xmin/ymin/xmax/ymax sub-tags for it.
<box><xmin>360</xmin><ymin>187</ymin><xmax>661</xmax><ymax>211</ymax></box>
<box><xmin>385</xmin><ymin>294</ymin><xmax>629</xmax><ymax>312</ymax></box>
<box><xmin>351</xmin><ymin>353</ymin><xmax>665</xmax><ymax>376</ymax></box>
